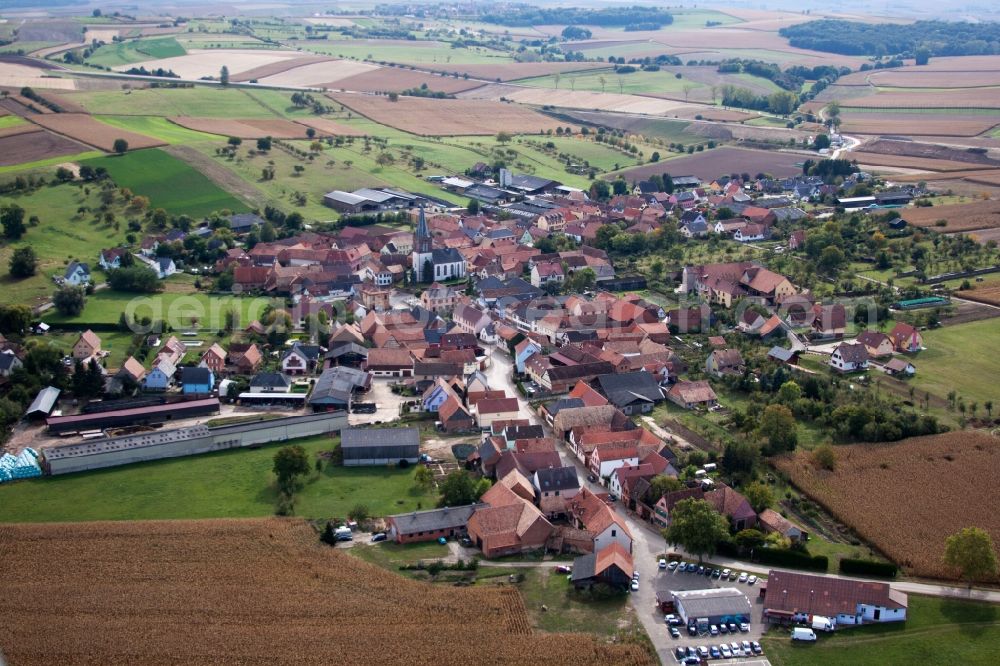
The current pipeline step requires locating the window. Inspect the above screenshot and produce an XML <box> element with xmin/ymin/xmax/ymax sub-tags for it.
<box><xmin>611</xmin><ymin>529</ymin><xmax>617</xmax><ymax>537</ymax></box>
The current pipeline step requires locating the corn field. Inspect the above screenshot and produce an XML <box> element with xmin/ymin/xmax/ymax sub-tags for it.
<box><xmin>0</xmin><ymin>518</ymin><xmax>654</xmax><ymax>665</ymax></box>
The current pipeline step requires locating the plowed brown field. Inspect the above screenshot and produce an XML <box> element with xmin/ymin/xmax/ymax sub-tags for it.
<box><xmin>903</xmin><ymin>199</ymin><xmax>1000</xmax><ymax>231</ymax></box>
<box><xmin>0</xmin><ymin>129</ymin><xmax>88</xmax><ymax>165</ymax></box>
<box><xmin>775</xmin><ymin>432</ymin><xmax>1000</xmax><ymax>579</ymax></box>
<box><xmin>167</xmin><ymin>117</ymin><xmax>314</xmax><ymax>139</ymax></box>
<box><xmin>29</xmin><ymin>113</ymin><xmax>164</xmax><ymax>151</ymax></box>
<box><xmin>330</xmin><ymin>93</ymin><xmax>564</xmax><ymax>136</ymax></box>
<box><xmin>0</xmin><ymin>519</ymin><xmax>654</xmax><ymax>666</ymax></box>
<box><xmin>332</xmin><ymin>67</ymin><xmax>483</xmax><ymax>94</ymax></box>
<box><xmin>839</xmin><ymin>113</ymin><xmax>999</xmax><ymax>137</ymax></box>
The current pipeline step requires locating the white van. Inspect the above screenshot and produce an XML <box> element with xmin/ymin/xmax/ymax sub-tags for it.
<box><xmin>792</xmin><ymin>627</ymin><xmax>817</xmax><ymax>642</ymax></box>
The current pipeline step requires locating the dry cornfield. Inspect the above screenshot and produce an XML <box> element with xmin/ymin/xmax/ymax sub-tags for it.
<box><xmin>0</xmin><ymin>518</ymin><xmax>654</xmax><ymax>666</ymax></box>
<box><xmin>775</xmin><ymin>432</ymin><xmax>1000</xmax><ymax>580</ymax></box>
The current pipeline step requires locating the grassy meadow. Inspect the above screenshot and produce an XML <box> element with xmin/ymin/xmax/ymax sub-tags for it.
<box><xmin>85</xmin><ymin>36</ymin><xmax>187</xmax><ymax>68</ymax></box>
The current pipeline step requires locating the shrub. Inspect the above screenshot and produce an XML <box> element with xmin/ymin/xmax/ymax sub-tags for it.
<box><xmin>839</xmin><ymin>558</ymin><xmax>898</xmax><ymax>578</ymax></box>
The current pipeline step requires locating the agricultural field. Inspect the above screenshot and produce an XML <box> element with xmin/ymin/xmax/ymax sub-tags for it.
<box><xmin>0</xmin><ymin>435</ymin><xmax>437</xmax><ymax>522</ymax></box>
<box><xmin>82</xmin><ymin>148</ymin><xmax>248</xmax><ymax>217</ymax></box>
<box><xmin>64</xmin><ymin>86</ymin><xmax>287</xmax><ymax>118</ymax></box>
<box><xmin>516</xmin><ymin>68</ymin><xmax>706</xmax><ymax>97</ymax></box>
<box><xmin>903</xmin><ymin>199</ymin><xmax>1000</xmax><ymax>232</ymax></box>
<box><xmin>0</xmin><ymin>181</ymin><xmax>130</xmax><ymax>306</ymax></box>
<box><xmin>775</xmin><ymin>431</ymin><xmax>1000</xmax><ymax>579</ymax></box>
<box><xmin>0</xmin><ymin>128</ymin><xmax>90</xmax><ymax>167</ymax></box>
<box><xmin>902</xmin><ymin>317</ymin><xmax>1000</xmax><ymax>408</ymax></box>
<box><xmin>763</xmin><ymin>594</ymin><xmax>1000</xmax><ymax>666</ymax></box>
<box><xmin>838</xmin><ymin>111</ymin><xmax>1000</xmax><ymax>137</ymax></box>
<box><xmin>957</xmin><ymin>280</ymin><xmax>1000</xmax><ymax>307</ymax></box>
<box><xmin>476</xmin><ymin>85</ymin><xmax>695</xmax><ymax>116</ymax></box>
<box><xmin>614</xmin><ymin>145</ymin><xmax>805</xmax><ymax>182</ymax></box>
<box><xmin>112</xmin><ymin>49</ymin><xmax>306</xmax><ymax>79</ymax></box>
<box><xmin>329</xmin><ymin>66</ymin><xmax>485</xmax><ymax>94</ymax></box>
<box><xmin>331</xmin><ymin>93</ymin><xmax>565</xmax><ymax>136</ymax></box>
<box><xmin>254</xmin><ymin>58</ymin><xmax>379</xmax><ymax>88</ymax></box>
<box><xmin>93</xmin><ymin>115</ymin><xmax>222</xmax><ymax>144</ymax></box>
<box><xmin>167</xmin><ymin>117</ymin><xmax>317</xmax><ymax>139</ymax></box>
<box><xmin>0</xmin><ymin>519</ymin><xmax>655</xmax><ymax>665</ymax></box>
<box><xmin>85</xmin><ymin>36</ymin><xmax>187</xmax><ymax>68</ymax></box>
<box><xmin>295</xmin><ymin>38</ymin><xmax>516</xmax><ymax>65</ymax></box>
<box><xmin>28</xmin><ymin>113</ymin><xmax>165</xmax><ymax>152</ymax></box>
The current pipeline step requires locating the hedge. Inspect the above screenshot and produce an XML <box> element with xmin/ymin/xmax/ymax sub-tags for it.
<box><xmin>754</xmin><ymin>547</ymin><xmax>828</xmax><ymax>572</ymax></box>
<box><xmin>839</xmin><ymin>558</ymin><xmax>898</xmax><ymax>578</ymax></box>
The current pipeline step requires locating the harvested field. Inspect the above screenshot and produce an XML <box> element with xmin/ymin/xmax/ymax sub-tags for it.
<box><xmin>330</xmin><ymin>93</ymin><xmax>564</xmax><ymax>136</ymax></box>
<box><xmin>674</xmin><ymin>107</ymin><xmax>758</xmax><ymax>122</ymax></box>
<box><xmin>903</xmin><ymin>199</ymin><xmax>1000</xmax><ymax>232</ymax></box>
<box><xmin>843</xmin><ymin>89</ymin><xmax>1000</xmax><ymax>109</ymax></box>
<box><xmin>331</xmin><ymin>67</ymin><xmax>483</xmax><ymax>94</ymax></box>
<box><xmin>852</xmin><ymin>152</ymin><xmax>1000</xmax><ymax>173</ymax></box>
<box><xmin>893</xmin><ymin>169</ymin><xmax>1000</xmax><ymax>183</ymax></box>
<box><xmin>964</xmin><ymin>171</ymin><xmax>1000</xmax><ymax>186</ymax></box>
<box><xmin>167</xmin><ymin>117</ymin><xmax>312</xmax><ymax>139</ymax></box>
<box><xmin>857</xmin><ymin>139</ymin><xmax>1000</xmax><ymax>166</ymax></box>
<box><xmin>908</xmin><ymin>55</ymin><xmax>1000</xmax><ymax>71</ymax></box>
<box><xmin>0</xmin><ymin>129</ymin><xmax>88</xmax><ymax>166</ymax></box>
<box><xmin>468</xmin><ymin>85</ymin><xmax>695</xmax><ymax>116</ymax></box>
<box><xmin>29</xmin><ymin>113</ymin><xmax>165</xmax><ymax>151</ymax></box>
<box><xmin>614</xmin><ymin>146</ymin><xmax>804</xmax><ymax>182</ymax></box>
<box><xmin>0</xmin><ymin>519</ymin><xmax>654</xmax><ymax>666</ymax></box>
<box><xmin>114</xmin><ymin>49</ymin><xmax>305</xmax><ymax>79</ymax></box>
<box><xmin>0</xmin><ymin>121</ymin><xmax>40</xmax><ymax>139</ymax></box>
<box><xmin>957</xmin><ymin>282</ymin><xmax>1000</xmax><ymax>306</ymax></box>
<box><xmin>968</xmin><ymin>227</ymin><xmax>1000</xmax><ymax>244</ymax></box>
<box><xmin>775</xmin><ymin>432</ymin><xmax>1000</xmax><ymax>579</ymax></box>
<box><xmin>292</xmin><ymin>117</ymin><xmax>366</xmax><ymax>137</ymax></box>
<box><xmin>839</xmin><ymin>113</ymin><xmax>1000</xmax><ymax>137</ymax></box>
<box><xmin>230</xmin><ymin>54</ymin><xmax>335</xmax><ymax>82</ymax></box>
<box><xmin>0</xmin><ymin>60</ymin><xmax>76</xmax><ymax>90</ymax></box>
<box><xmin>417</xmin><ymin>61</ymin><xmax>606</xmax><ymax>82</ymax></box>
<box><xmin>864</xmin><ymin>69</ymin><xmax>1000</xmax><ymax>88</ymax></box>
<box><xmin>257</xmin><ymin>59</ymin><xmax>378</xmax><ymax>88</ymax></box>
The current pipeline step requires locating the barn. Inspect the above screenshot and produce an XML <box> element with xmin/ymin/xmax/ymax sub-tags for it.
<box><xmin>340</xmin><ymin>426</ymin><xmax>420</xmax><ymax>466</ymax></box>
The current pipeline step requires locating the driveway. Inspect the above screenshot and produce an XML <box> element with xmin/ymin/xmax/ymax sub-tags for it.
<box><xmin>348</xmin><ymin>378</ymin><xmax>401</xmax><ymax>425</ymax></box>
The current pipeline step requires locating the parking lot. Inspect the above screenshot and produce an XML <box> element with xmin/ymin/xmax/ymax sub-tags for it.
<box><xmin>653</xmin><ymin>560</ymin><xmax>770</xmax><ymax>664</ymax></box>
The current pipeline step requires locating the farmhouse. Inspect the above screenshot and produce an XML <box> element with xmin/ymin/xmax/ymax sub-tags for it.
<box><xmin>570</xmin><ymin>542</ymin><xmax>634</xmax><ymax>590</ymax></box>
<box><xmin>763</xmin><ymin>570</ymin><xmax>908</xmax><ymax>627</ymax></box>
<box><xmin>63</xmin><ymin>261</ymin><xmax>90</xmax><ymax>286</ymax></box>
<box><xmin>385</xmin><ymin>505</ymin><xmax>483</xmax><ymax>544</ymax></box>
<box><xmin>534</xmin><ymin>466</ymin><xmax>580</xmax><ymax>518</ymax></box>
<box><xmin>830</xmin><ymin>342</ymin><xmax>869</xmax><ymax>373</ymax></box>
<box><xmin>340</xmin><ymin>427</ymin><xmax>420</xmax><ymax>466</ymax></box>
<box><xmin>666</xmin><ymin>380</ymin><xmax>718</xmax><ymax>410</ymax></box>
<box><xmin>758</xmin><ymin>508</ymin><xmax>807</xmax><ymax>543</ymax></box>
<box><xmin>475</xmin><ymin>397</ymin><xmax>521</xmax><ymax>429</ymax></box>
<box><xmin>889</xmin><ymin>322</ymin><xmax>923</xmax><ymax>353</ymax></box>
<box><xmin>705</xmin><ymin>348</ymin><xmax>745</xmax><ymax>378</ymax></box>
<box><xmin>856</xmin><ymin>330</ymin><xmax>894</xmax><ymax>358</ymax></box>
<box><xmin>595</xmin><ymin>371</ymin><xmax>663</xmax><ymax>415</ymax></box>
<box><xmin>673</xmin><ymin>588</ymin><xmax>753</xmax><ymax>626</ymax></box>
<box><xmin>72</xmin><ymin>330</ymin><xmax>101</xmax><ymax>361</ymax></box>
<box><xmin>466</xmin><ymin>483</ymin><xmax>553</xmax><ymax>558</ymax></box>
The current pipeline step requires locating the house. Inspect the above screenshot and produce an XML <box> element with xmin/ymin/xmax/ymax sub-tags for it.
<box><xmin>884</xmin><ymin>357</ymin><xmax>916</xmax><ymax>376</ymax></box>
<box><xmin>530</xmin><ymin>261</ymin><xmax>565</xmax><ymax>288</ymax></box>
<box><xmin>889</xmin><ymin>322</ymin><xmax>923</xmax><ymax>353</ymax></box>
<box><xmin>422</xmin><ymin>377</ymin><xmax>460</xmax><ymax>412</ymax></box>
<box><xmin>143</xmin><ymin>359</ymin><xmax>175</xmax><ymax>391</ymax></box>
<box><xmin>179</xmin><ymin>366</ymin><xmax>214</xmax><ymax>395</ymax></box>
<box><xmin>705</xmin><ymin>348</ymin><xmax>745</xmax><ymax>378</ymax></box>
<box><xmin>734</xmin><ymin>223</ymin><xmax>770</xmax><ymax>243</ymax></box>
<box><xmin>830</xmin><ymin>342</ymin><xmax>869</xmax><ymax>373</ymax></box>
<box><xmin>568</xmin><ymin>380</ymin><xmax>609</xmax><ymax>407</ymax></box>
<box><xmin>438</xmin><ymin>394</ymin><xmax>475</xmax><ymax>433</ymax></box>
<box><xmin>764</xmin><ymin>570</ymin><xmax>908</xmax><ymax>627</ymax></box>
<box><xmin>63</xmin><ymin>261</ymin><xmax>90</xmax><ymax>286</ymax></box>
<box><xmin>0</xmin><ymin>351</ymin><xmax>23</xmax><ymax>377</ymax></box>
<box><xmin>856</xmin><ymin>330</ymin><xmax>894</xmax><ymax>358</ymax></box>
<box><xmin>466</xmin><ymin>483</ymin><xmax>553</xmax><ymax>558</ymax></box>
<box><xmin>568</xmin><ymin>487</ymin><xmax>633</xmax><ymax>553</ymax></box>
<box><xmin>589</xmin><ymin>445</ymin><xmax>639</xmax><ymax>483</ymax></box>
<box><xmin>72</xmin><ymin>330</ymin><xmax>101</xmax><ymax>361</ymax></box>
<box><xmin>386</xmin><ymin>505</ymin><xmax>481</xmax><ymax>544</ymax></box>
<box><xmin>116</xmin><ymin>356</ymin><xmax>146</xmax><ymax>384</ymax></box>
<box><xmin>514</xmin><ymin>338</ymin><xmax>542</xmax><ymax>374</ymax></box>
<box><xmin>230</xmin><ymin>343</ymin><xmax>263</xmax><ymax>373</ymax></box>
<box><xmin>420</xmin><ymin>282</ymin><xmax>461</xmax><ymax>313</ymax></box>
<box><xmin>99</xmin><ymin>247</ymin><xmax>129</xmax><ymax>270</ymax></box>
<box><xmin>249</xmin><ymin>372</ymin><xmax>291</xmax><ymax>393</ymax></box>
<box><xmin>705</xmin><ymin>484</ymin><xmax>757</xmax><ymax>531</ymax></box>
<box><xmin>364</xmin><ymin>348</ymin><xmax>414</xmax><ymax>378</ymax></box>
<box><xmin>758</xmin><ymin>508</ymin><xmax>807</xmax><ymax>542</ymax></box>
<box><xmin>140</xmin><ymin>255</ymin><xmax>177</xmax><ymax>279</ymax></box>
<box><xmin>596</xmin><ymin>371</ymin><xmax>663</xmax><ymax>415</ymax></box>
<box><xmin>666</xmin><ymin>380</ymin><xmax>718</xmax><ymax>410</ymax></box>
<box><xmin>341</xmin><ymin>426</ymin><xmax>420</xmax><ymax>466</ymax></box>
<box><xmin>281</xmin><ymin>342</ymin><xmax>322</xmax><ymax>375</ymax></box>
<box><xmin>534</xmin><ymin>466</ymin><xmax>580</xmax><ymax>518</ymax></box>
<box><xmin>788</xmin><ymin>229</ymin><xmax>806</xmax><ymax>250</ymax></box>
<box><xmin>199</xmin><ymin>343</ymin><xmax>227</xmax><ymax>375</ymax></box>
<box><xmin>475</xmin><ymin>397</ymin><xmax>521</xmax><ymax>430</ymax></box>
<box><xmin>812</xmin><ymin>304</ymin><xmax>847</xmax><ymax>339</ymax></box>
<box><xmin>571</xmin><ymin>542</ymin><xmax>634</xmax><ymax>590</ymax></box>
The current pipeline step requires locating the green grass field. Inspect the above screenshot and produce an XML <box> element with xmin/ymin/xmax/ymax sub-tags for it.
<box><xmin>762</xmin><ymin>595</ymin><xmax>1000</xmax><ymax>666</ymax></box>
<box><xmin>518</xmin><ymin>68</ymin><xmax>706</xmax><ymax>96</ymax></box>
<box><xmin>903</xmin><ymin>318</ymin><xmax>1000</xmax><ymax>407</ymax></box>
<box><xmin>296</xmin><ymin>39</ymin><xmax>514</xmax><ymax>65</ymax></box>
<box><xmin>0</xmin><ymin>182</ymin><xmax>130</xmax><ymax>306</ymax></box>
<box><xmin>0</xmin><ymin>435</ymin><xmax>437</xmax><ymax>522</ymax></box>
<box><xmin>0</xmin><ymin>115</ymin><xmax>27</xmax><ymax>129</ymax></box>
<box><xmin>94</xmin><ymin>115</ymin><xmax>221</xmax><ymax>144</ymax></box>
<box><xmin>82</xmin><ymin>148</ymin><xmax>248</xmax><ymax>217</ymax></box>
<box><xmin>86</xmin><ymin>37</ymin><xmax>186</xmax><ymax>67</ymax></box>
<box><xmin>0</xmin><ymin>150</ymin><xmax>103</xmax><ymax>176</ymax></box>
<box><xmin>66</xmin><ymin>87</ymin><xmax>281</xmax><ymax>118</ymax></box>
<box><xmin>42</xmin><ymin>287</ymin><xmax>279</xmax><ymax>330</ymax></box>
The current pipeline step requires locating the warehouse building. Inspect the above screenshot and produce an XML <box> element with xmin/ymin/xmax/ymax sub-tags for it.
<box><xmin>341</xmin><ymin>426</ymin><xmax>420</xmax><ymax>466</ymax></box>
<box><xmin>386</xmin><ymin>504</ymin><xmax>483</xmax><ymax>544</ymax></box>
<box><xmin>44</xmin><ymin>411</ymin><xmax>348</xmax><ymax>475</ymax></box>
<box><xmin>46</xmin><ymin>398</ymin><xmax>220</xmax><ymax>435</ymax></box>
<box><xmin>673</xmin><ymin>588</ymin><xmax>753</xmax><ymax>626</ymax></box>
<box><xmin>309</xmin><ymin>366</ymin><xmax>371</xmax><ymax>411</ymax></box>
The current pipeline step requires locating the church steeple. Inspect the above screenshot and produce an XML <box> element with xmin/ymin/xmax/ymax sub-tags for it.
<box><xmin>415</xmin><ymin>204</ymin><xmax>432</xmax><ymax>254</ymax></box>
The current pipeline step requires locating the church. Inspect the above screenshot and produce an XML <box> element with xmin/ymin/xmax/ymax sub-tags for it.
<box><xmin>412</xmin><ymin>206</ymin><xmax>466</xmax><ymax>283</ymax></box>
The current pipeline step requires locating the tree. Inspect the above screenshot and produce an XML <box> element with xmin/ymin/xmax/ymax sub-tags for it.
<box><xmin>721</xmin><ymin>441</ymin><xmax>759</xmax><ymax>477</ymax></box>
<box><xmin>259</xmin><ymin>222</ymin><xmax>276</xmax><ymax>242</ymax></box>
<box><xmin>650</xmin><ymin>151</ymin><xmax>660</xmax><ymax>162</ymax></box>
<box><xmin>496</xmin><ymin>131</ymin><xmax>512</xmax><ymax>145</ymax></box>
<box><xmin>663</xmin><ymin>499</ymin><xmax>730</xmax><ymax>563</ymax></box>
<box><xmin>375</xmin><ymin>152</ymin><xmax>394</xmax><ymax>166</ymax></box>
<box><xmin>1</xmin><ymin>204</ymin><xmax>27</xmax><ymax>240</ymax></box>
<box><xmin>438</xmin><ymin>470</ymin><xmax>487</xmax><ymax>507</ymax></box>
<box><xmin>612</xmin><ymin>178</ymin><xmax>628</xmax><ymax>195</ymax></box>
<box><xmin>466</xmin><ymin>199</ymin><xmax>481</xmax><ymax>215</ymax></box>
<box><xmin>777</xmin><ymin>380</ymin><xmax>802</xmax><ymax>404</ymax></box>
<box><xmin>915</xmin><ymin>46</ymin><xmax>931</xmax><ymax>66</ymax></box>
<box><xmin>257</xmin><ymin>136</ymin><xmax>272</xmax><ymax>151</ymax></box>
<box><xmin>227</xmin><ymin>136</ymin><xmax>242</xmax><ymax>147</ymax></box>
<box><xmin>414</xmin><ymin>465</ymin><xmax>434</xmax><ymax>490</ymax></box>
<box><xmin>742</xmin><ymin>482</ymin><xmax>774</xmax><ymax>513</ymax></box>
<box><xmin>590</xmin><ymin>180</ymin><xmax>611</xmax><ymax>201</ymax></box>
<box><xmin>8</xmin><ymin>246</ymin><xmax>37</xmax><ymax>278</ymax></box>
<box><xmin>220</xmin><ymin>65</ymin><xmax>230</xmax><ymax>86</ymax></box>
<box><xmin>107</xmin><ymin>265</ymin><xmax>160</xmax><ymax>293</ymax></box>
<box><xmin>943</xmin><ymin>527</ymin><xmax>999</xmax><ymax>588</ymax></box>
<box><xmin>0</xmin><ymin>304</ymin><xmax>32</xmax><ymax>335</ymax></box>
<box><xmin>818</xmin><ymin>245</ymin><xmax>846</xmax><ymax>275</ymax></box>
<box><xmin>53</xmin><ymin>285</ymin><xmax>86</xmax><ymax>316</ymax></box>
<box><xmin>645</xmin><ymin>474</ymin><xmax>683</xmax><ymax>504</ymax></box>
<box><xmin>812</xmin><ymin>443</ymin><xmax>836</xmax><ymax>470</ymax></box>
<box><xmin>55</xmin><ymin>166</ymin><xmax>75</xmax><ymax>182</ymax></box>
<box><xmin>273</xmin><ymin>445</ymin><xmax>310</xmax><ymax>494</ymax></box>
<box><xmin>759</xmin><ymin>403</ymin><xmax>798</xmax><ymax>454</ymax></box>
<box><xmin>812</xmin><ymin>134</ymin><xmax>831</xmax><ymax>151</ymax></box>
<box><xmin>734</xmin><ymin>528</ymin><xmax>766</xmax><ymax>551</ymax></box>
<box><xmin>387</xmin><ymin>91</ymin><xmax>399</xmax><ymax>102</ymax></box>
<box><xmin>113</xmin><ymin>138</ymin><xmax>129</xmax><ymax>155</ymax></box>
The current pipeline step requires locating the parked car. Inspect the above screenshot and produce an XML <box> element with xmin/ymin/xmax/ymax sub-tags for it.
<box><xmin>711</xmin><ymin>569</ymin><xmax>721</xmax><ymax>579</ymax></box>
<box><xmin>669</xmin><ymin>626</ymin><xmax>680</xmax><ymax>639</ymax></box>
<box><xmin>751</xmin><ymin>641</ymin><xmax>763</xmax><ymax>655</ymax></box>
<box><xmin>697</xmin><ymin>565</ymin><xmax>705</xmax><ymax>575</ymax></box>
<box><xmin>370</xmin><ymin>532</ymin><xmax>387</xmax><ymax>542</ymax></box>
<box><xmin>630</xmin><ymin>579</ymin><xmax>639</xmax><ymax>592</ymax></box>
<box><xmin>730</xmin><ymin>641</ymin><xmax>742</xmax><ymax>657</ymax></box>
<box><xmin>632</xmin><ymin>571</ymin><xmax>639</xmax><ymax>581</ymax></box>
<box><xmin>658</xmin><ymin>558</ymin><xmax>668</xmax><ymax>569</ymax></box>
<box><xmin>709</xmin><ymin>646</ymin><xmax>721</xmax><ymax>659</ymax></box>
<box><xmin>738</xmin><ymin>572</ymin><xmax>749</xmax><ymax>584</ymax></box>
<box><xmin>748</xmin><ymin>575</ymin><xmax>758</xmax><ymax>585</ymax></box>
<box><xmin>687</xmin><ymin>624</ymin><xmax>698</xmax><ymax>636</ymax></box>
<box><xmin>665</xmin><ymin>614</ymin><xmax>680</xmax><ymax>626</ymax></box>
<box><xmin>740</xmin><ymin>622</ymin><xmax>750</xmax><ymax>633</ymax></box>
<box><xmin>555</xmin><ymin>565</ymin><xmax>572</xmax><ymax>574</ymax></box>
<box><xmin>709</xmin><ymin>624</ymin><xmax>719</xmax><ymax>636</ymax></box>
<box><xmin>587</xmin><ymin>473</ymin><xmax>597</xmax><ymax>483</ymax></box>
<box><xmin>722</xmin><ymin>568</ymin><xmax>731</xmax><ymax>578</ymax></box>
<box><xmin>729</xmin><ymin>571</ymin><xmax>739</xmax><ymax>581</ymax></box>
<box><xmin>674</xmin><ymin>647</ymin><xmax>686</xmax><ymax>661</ymax></box>
<box><xmin>728</xmin><ymin>623</ymin><xmax>738</xmax><ymax>634</ymax></box>
<box><xmin>697</xmin><ymin>646</ymin><xmax>709</xmax><ymax>658</ymax></box>
<box><xmin>667</xmin><ymin>560</ymin><xmax>679</xmax><ymax>571</ymax></box>
<box><xmin>741</xmin><ymin>640</ymin><xmax>752</xmax><ymax>654</ymax></box>
<box><xmin>720</xmin><ymin>644</ymin><xmax>732</xmax><ymax>658</ymax></box>
<box><xmin>719</xmin><ymin>623</ymin><xmax>728</xmax><ymax>635</ymax></box>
